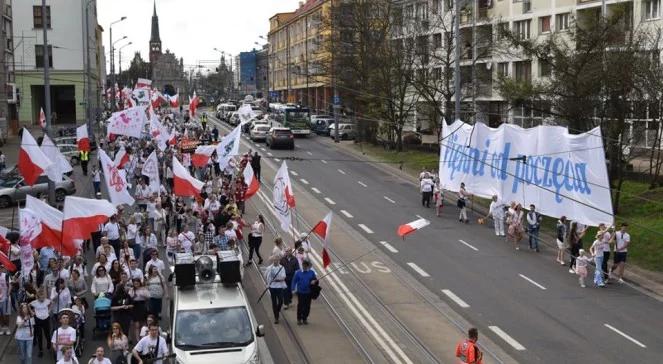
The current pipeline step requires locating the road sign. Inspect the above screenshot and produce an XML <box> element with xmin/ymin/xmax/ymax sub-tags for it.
<box><xmin>333</xmin><ymin>95</ymin><xmax>341</xmax><ymax>105</ymax></box>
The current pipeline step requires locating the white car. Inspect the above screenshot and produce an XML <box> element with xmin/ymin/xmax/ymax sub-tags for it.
<box><xmin>249</xmin><ymin>124</ymin><xmax>271</xmax><ymax>142</ymax></box>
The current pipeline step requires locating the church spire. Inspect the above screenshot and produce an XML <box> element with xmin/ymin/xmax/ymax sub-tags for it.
<box><xmin>149</xmin><ymin>0</ymin><xmax>162</xmax><ymax>63</ymax></box>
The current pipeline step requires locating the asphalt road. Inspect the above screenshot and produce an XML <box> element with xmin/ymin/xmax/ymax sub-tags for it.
<box><xmin>241</xmin><ymin>131</ymin><xmax>663</xmax><ymax>363</ymax></box>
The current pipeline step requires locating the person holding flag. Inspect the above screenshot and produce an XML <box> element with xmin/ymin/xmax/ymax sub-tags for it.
<box><xmin>291</xmin><ymin>259</ymin><xmax>317</xmax><ymax>325</ymax></box>
<box><xmin>263</xmin><ymin>255</ymin><xmax>287</xmax><ymax>324</ymax></box>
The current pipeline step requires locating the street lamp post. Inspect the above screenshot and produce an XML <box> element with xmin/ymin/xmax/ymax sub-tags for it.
<box><xmin>118</xmin><ymin>41</ymin><xmax>132</xmax><ymax>86</ymax></box>
<box><xmin>41</xmin><ymin>0</ymin><xmax>56</xmax><ymax>203</ymax></box>
<box><xmin>84</xmin><ymin>0</ymin><xmax>95</xmax><ymax>144</ymax></box>
<box><xmin>109</xmin><ymin>16</ymin><xmax>127</xmax><ymax>112</ymax></box>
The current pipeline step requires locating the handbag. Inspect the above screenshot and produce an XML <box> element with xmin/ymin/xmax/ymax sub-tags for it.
<box><xmin>310</xmin><ymin>282</ymin><xmax>321</xmax><ymax>300</ymax></box>
<box><xmin>456</xmin><ymin>198</ymin><xmax>465</xmax><ymax>209</ymax></box>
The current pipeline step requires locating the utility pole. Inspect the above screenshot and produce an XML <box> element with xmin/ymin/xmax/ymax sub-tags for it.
<box><xmin>42</xmin><ymin>0</ymin><xmax>55</xmax><ymax>204</ymax></box>
<box><xmin>454</xmin><ymin>0</ymin><xmax>462</xmax><ymax>121</ymax></box>
<box><xmin>85</xmin><ymin>1</ymin><xmax>94</xmax><ymax>143</ymax></box>
<box><xmin>471</xmin><ymin>0</ymin><xmax>477</xmax><ymax>123</ymax></box>
<box><xmin>331</xmin><ymin>0</ymin><xmax>340</xmax><ymax>142</ymax></box>
<box><xmin>109</xmin><ymin>26</ymin><xmax>115</xmax><ymax>112</ymax></box>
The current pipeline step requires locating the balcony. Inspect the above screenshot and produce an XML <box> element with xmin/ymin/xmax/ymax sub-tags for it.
<box><xmin>460</xmin><ymin>6</ymin><xmax>489</xmax><ymax>25</ymax></box>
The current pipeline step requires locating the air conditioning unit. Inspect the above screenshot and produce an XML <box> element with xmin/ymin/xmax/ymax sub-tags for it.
<box><xmin>6</xmin><ymin>83</ymin><xmax>16</xmax><ymax>104</ymax></box>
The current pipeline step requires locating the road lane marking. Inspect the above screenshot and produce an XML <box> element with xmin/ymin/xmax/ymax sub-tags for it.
<box><xmin>311</xmin><ymin>187</ymin><xmax>321</xmax><ymax>194</ymax></box>
<box><xmin>324</xmin><ymin>197</ymin><xmax>336</xmax><ymax>205</ymax></box>
<box><xmin>379</xmin><ymin>241</ymin><xmax>398</xmax><ymax>253</ymax></box>
<box><xmin>267</xmin><ymin>152</ymin><xmax>273</xmax><ymax>156</ymax></box>
<box><xmin>416</xmin><ymin>214</ymin><xmax>424</xmax><ymax>219</ymax></box>
<box><xmin>407</xmin><ymin>262</ymin><xmax>430</xmax><ymax>278</ymax></box>
<box><xmin>358</xmin><ymin>224</ymin><xmax>374</xmax><ymax>234</ymax></box>
<box><xmin>459</xmin><ymin>239</ymin><xmax>479</xmax><ymax>251</ymax></box>
<box><xmin>307</xmin><ymin>151</ymin><xmax>313</xmax><ymax>156</ymax></box>
<box><xmin>300</xmin><ymin>179</ymin><xmax>309</xmax><ymax>185</ymax></box>
<box><xmin>260</xmin><ymin>147</ymin><xmax>266</xmax><ymax>151</ymax></box>
<box><xmin>489</xmin><ymin>326</ymin><xmax>526</xmax><ymax>351</ymax></box>
<box><xmin>340</xmin><ymin>210</ymin><xmax>354</xmax><ymax>218</ymax></box>
<box><xmin>338</xmin><ymin>169</ymin><xmax>346</xmax><ymax>175</ymax></box>
<box><xmin>518</xmin><ymin>274</ymin><xmax>547</xmax><ymax>290</ymax></box>
<box><xmin>357</xmin><ymin>181</ymin><xmax>367</xmax><ymax>187</ymax></box>
<box><xmin>291</xmin><ymin>170</ymin><xmax>299</xmax><ymax>176</ymax></box>
<box><xmin>321</xmin><ymin>159</ymin><xmax>328</xmax><ymax>164</ymax></box>
<box><xmin>274</xmin><ymin>158</ymin><xmax>281</xmax><ymax>162</ymax></box>
<box><xmin>384</xmin><ymin>196</ymin><xmax>396</xmax><ymax>204</ymax></box>
<box><xmin>604</xmin><ymin>324</ymin><xmax>647</xmax><ymax>348</ymax></box>
<box><xmin>441</xmin><ymin>289</ymin><xmax>470</xmax><ymax>308</ymax></box>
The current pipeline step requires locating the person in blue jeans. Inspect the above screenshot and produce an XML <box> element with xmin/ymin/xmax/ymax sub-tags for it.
<box><xmin>291</xmin><ymin>259</ymin><xmax>317</xmax><ymax>325</ymax></box>
<box><xmin>526</xmin><ymin>205</ymin><xmax>541</xmax><ymax>252</ymax></box>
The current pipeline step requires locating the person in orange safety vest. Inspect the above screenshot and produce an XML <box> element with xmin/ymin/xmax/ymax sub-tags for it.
<box><xmin>455</xmin><ymin>327</ymin><xmax>483</xmax><ymax>364</ymax></box>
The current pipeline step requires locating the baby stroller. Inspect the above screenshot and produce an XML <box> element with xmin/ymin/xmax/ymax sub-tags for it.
<box><xmin>57</xmin><ymin>308</ymin><xmax>84</xmax><ymax>358</ymax></box>
<box><xmin>93</xmin><ymin>293</ymin><xmax>112</xmax><ymax>338</ymax></box>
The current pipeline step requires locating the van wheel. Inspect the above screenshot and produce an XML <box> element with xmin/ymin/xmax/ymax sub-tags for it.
<box><xmin>341</xmin><ymin>134</ymin><xmax>348</xmax><ymax>140</ymax></box>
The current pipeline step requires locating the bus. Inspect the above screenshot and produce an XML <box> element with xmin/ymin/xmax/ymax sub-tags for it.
<box><xmin>281</xmin><ymin>106</ymin><xmax>311</xmax><ymax>136</ymax></box>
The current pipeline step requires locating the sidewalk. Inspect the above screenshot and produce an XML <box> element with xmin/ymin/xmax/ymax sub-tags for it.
<box><xmin>327</xmin><ymin>138</ymin><xmax>663</xmax><ymax>301</ymax></box>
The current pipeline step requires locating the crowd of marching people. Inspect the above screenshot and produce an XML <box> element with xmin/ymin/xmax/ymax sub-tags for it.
<box><xmin>418</xmin><ymin>167</ymin><xmax>631</xmax><ymax>290</ymax></box>
<box><xmin>0</xmin><ymin>106</ymin><xmax>325</xmax><ymax>364</ymax></box>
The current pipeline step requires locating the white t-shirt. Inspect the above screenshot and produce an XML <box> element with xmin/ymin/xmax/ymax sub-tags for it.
<box><xmin>145</xmin><ymin>259</ymin><xmax>166</xmax><ymax>275</ymax></box>
<box><xmin>104</xmin><ymin>222</ymin><xmax>120</xmax><ymax>240</ymax></box>
<box><xmin>51</xmin><ymin>326</ymin><xmax>77</xmax><ymax>360</ymax></box>
<box><xmin>30</xmin><ymin>299</ymin><xmax>51</xmax><ymax>320</ymax></box>
<box><xmin>615</xmin><ymin>231</ymin><xmax>630</xmax><ymax>252</ymax></box>
<box><xmin>420</xmin><ymin>178</ymin><xmax>434</xmax><ymax>192</ymax></box>
<box><xmin>15</xmin><ymin>316</ymin><xmax>35</xmax><ymax>340</ymax></box>
<box><xmin>56</xmin><ymin>357</ymin><xmax>79</xmax><ymax>364</ymax></box>
<box><xmin>89</xmin><ymin>358</ymin><xmax>112</xmax><ymax>364</ymax></box>
<box><xmin>134</xmin><ymin>335</ymin><xmax>169</xmax><ymax>364</ymax></box>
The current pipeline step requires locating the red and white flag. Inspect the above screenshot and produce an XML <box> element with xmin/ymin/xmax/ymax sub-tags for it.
<box><xmin>38</xmin><ymin>108</ymin><xmax>46</xmax><ymax>128</ymax></box>
<box><xmin>24</xmin><ymin>195</ymin><xmax>80</xmax><ymax>256</ymax></box>
<box><xmin>99</xmin><ymin>149</ymin><xmax>135</xmax><ymax>207</ymax></box>
<box><xmin>106</xmin><ymin>106</ymin><xmax>147</xmax><ymax>139</ymax></box>
<box><xmin>0</xmin><ymin>250</ymin><xmax>15</xmax><ymax>272</ymax></box>
<box><xmin>191</xmin><ymin>145</ymin><xmax>215</xmax><ymax>168</ymax></box>
<box><xmin>76</xmin><ymin>124</ymin><xmax>90</xmax><ymax>151</ymax></box>
<box><xmin>151</xmin><ymin>90</ymin><xmax>166</xmax><ymax>109</ymax></box>
<box><xmin>243</xmin><ymin>163</ymin><xmax>260</xmax><ymax>200</ymax></box>
<box><xmin>312</xmin><ymin>211</ymin><xmax>333</xmax><ymax>269</ymax></box>
<box><xmin>189</xmin><ymin>91</ymin><xmax>199</xmax><ymax>117</ymax></box>
<box><xmin>40</xmin><ymin>135</ymin><xmax>73</xmax><ymax>182</ymax></box>
<box><xmin>169</xmin><ymin>92</ymin><xmax>179</xmax><ymax>108</ymax></box>
<box><xmin>172</xmin><ymin>155</ymin><xmax>204</xmax><ymax>197</ymax></box>
<box><xmin>0</xmin><ymin>227</ymin><xmax>9</xmax><ymax>254</ymax></box>
<box><xmin>62</xmin><ymin>196</ymin><xmax>117</xmax><ymax>243</ymax></box>
<box><xmin>273</xmin><ymin>161</ymin><xmax>296</xmax><ymax>232</ymax></box>
<box><xmin>114</xmin><ymin>147</ymin><xmax>130</xmax><ymax>169</ymax></box>
<box><xmin>168</xmin><ymin>130</ymin><xmax>177</xmax><ymax>145</ymax></box>
<box><xmin>141</xmin><ymin>151</ymin><xmax>161</xmax><ymax>195</ymax></box>
<box><xmin>397</xmin><ymin>218</ymin><xmax>430</xmax><ymax>239</ymax></box>
<box><xmin>18</xmin><ymin>128</ymin><xmax>53</xmax><ymax>186</ymax></box>
<box><xmin>136</xmin><ymin>78</ymin><xmax>152</xmax><ymax>89</ymax></box>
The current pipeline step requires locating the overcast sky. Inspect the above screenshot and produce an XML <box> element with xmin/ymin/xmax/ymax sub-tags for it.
<box><xmin>97</xmin><ymin>0</ymin><xmax>302</xmax><ymax>72</ymax></box>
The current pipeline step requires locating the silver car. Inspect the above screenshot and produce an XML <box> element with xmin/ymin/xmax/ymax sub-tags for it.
<box><xmin>249</xmin><ymin>124</ymin><xmax>271</xmax><ymax>142</ymax></box>
<box><xmin>0</xmin><ymin>175</ymin><xmax>76</xmax><ymax>208</ymax></box>
<box><xmin>58</xmin><ymin>144</ymin><xmax>81</xmax><ymax>166</ymax></box>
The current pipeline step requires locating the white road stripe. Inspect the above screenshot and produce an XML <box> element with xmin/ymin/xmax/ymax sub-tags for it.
<box><xmin>379</xmin><ymin>241</ymin><xmax>398</xmax><ymax>253</ymax></box>
<box><xmin>260</xmin><ymin>147</ymin><xmax>266</xmax><ymax>151</ymax></box>
<box><xmin>358</xmin><ymin>224</ymin><xmax>374</xmax><ymax>234</ymax></box>
<box><xmin>458</xmin><ymin>239</ymin><xmax>479</xmax><ymax>251</ymax></box>
<box><xmin>337</xmin><ymin>169</ymin><xmax>346</xmax><ymax>175</ymax></box>
<box><xmin>274</xmin><ymin>158</ymin><xmax>281</xmax><ymax>162</ymax></box>
<box><xmin>340</xmin><ymin>210</ymin><xmax>354</xmax><ymax>218</ymax></box>
<box><xmin>300</xmin><ymin>179</ymin><xmax>309</xmax><ymax>185</ymax></box>
<box><xmin>604</xmin><ymin>324</ymin><xmax>647</xmax><ymax>348</ymax></box>
<box><xmin>489</xmin><ymin>326</ymin><xmax>526</xmax><ymax>351</ymax></box>
<box><xmin>306</xmin><ymin>151</ymin><xmax>313</xmax><ymax>156</ymax></box>
<box><xmin>518</xmin><ymin>274</ymin><xmax>547</xmax><ymax>290</ymax></box>
<box><xmin>384</xmin><ymin>196</ymin><xmax>396</xmax><ymax>204</ymax></box>
<box><xmin>441</xmin><ymin>289</ymin><xmax>470</xmax><ymax>308</ymax></box>
<box><xmin>415</xmin><ymin>214</ymin><xmax>424</xmax><ymax>219</ymax></box>
<box><xmin>324</xmin><ymin>197</ymin><xmax>336</xmax><ymax>205</ymax></box>
<box><xmin>407</xmin><ymin>262</ymin><xmax>430</xmax><ymax>278</ymax></box>
<box><xmin>267</xmin><ymin>152</ymin><xmax>273</xmax><ymax>156</ymax></box>
<box><xmin>357</xmin><ymin>181</ymin><xmax>367</xmax><ymax>187</ymax></box>
<box><xmin>291</xmin><ymin>170</ymin><xmax>299</xmax><ymax>176</ymax></box>
<box><xmin>321</xmin><ymin>159</ymin><xmax>328</xmax><ymax>164</ymax></box>
<box><xmin>311</xmin><ymin>187</ymin><xmax>321</xmax><ymax>194</ymax></box>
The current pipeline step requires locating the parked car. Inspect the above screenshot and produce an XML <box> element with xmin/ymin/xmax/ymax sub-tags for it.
<box><xmin>250</xmin><ymin>124</ymin><xmax>272</xmax><ymax>142</ymax></box>
<box><xmin>328</xmin><ymin>123</ymin><xmax>356</xmax><ymax>140</ymax></box>
<box><xmin>312</xmin><ymin>117</ymin><xmax>335</xmax><ymax>135</ymax></box>
<box><xmin>266</xmin><ymin>127</ymin><xmax>295</xmax><ymax>150</ymax></box>
<box><xmin>0</xmin><ymin>175</ymin><xmax>76</xmax><ymax>208</ymax></box>
<box><xmin>228</xmin><ymin>112</ymin><xmax>241</xmax><ymax>126</ymax></box>
<box><xmin>53</xmin><ymin>136</ymin><xmax>98</xmax><ymax>151</ymax></box>
<box><xmin>58</xmin><ymin>144</ymin><xmax>81</xmax><ymax>165</ymax></box>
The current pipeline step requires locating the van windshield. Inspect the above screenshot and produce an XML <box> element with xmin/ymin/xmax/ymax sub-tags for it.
<box><xmin>175</xmin><ymin>307</ymin><xmax>254</xmax><ymax>349</ymax></box>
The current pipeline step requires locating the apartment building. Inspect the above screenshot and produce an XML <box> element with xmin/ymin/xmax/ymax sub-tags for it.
<box><xmin>1</xmin><ymin>0</ymin><xmax>16</xmax><ymax>134</ymax></box>
<box><xmin>13</xmin><ymin>0</ymin><xmax>103</xmax><ymax>126</ymax></box>
<box><xmin>268</xmin><ymin>0</ymin><xmax>333</xmax><ymax>113</ymax></box>
<box><xmin>399</xmin><ymin>0</ymin><xmax>662</xmax><ymax>135</ymax></box>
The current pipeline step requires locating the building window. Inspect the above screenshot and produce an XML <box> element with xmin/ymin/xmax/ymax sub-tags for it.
<box><xmin>514</xmin><ymin>20</ymin><xmax>531</xmax><ymax>40</ymax></box>
<box><xmin>33</xmin><ymin>5</ymin><xmax>51</xmax><ymax>29</ymax></box>
<box><xmin>433</xmin><ymin>67</ymin><xmax>442</xmax><ymax>79</ymax></box>
<box><xmin>514</xmin><ymin>60</ymin><xmax>532</xmax><ymax>83</ymax></box>
<box><xmin>35</xmin><ymin>45</ymin><xmax>53</xmax><ymax>68</ymax></box>
<box><xmin>644</xmin><ymin>0</ymin><xmax>661</xmax><ymax>20</ymax></box>
<box><xmin>497</xmin><ymin>22</ymin><xmax>509</xmax><ymax>39</ymax></box>
<box><xmin>432</xmin><ymin>0</ymin><xmax>441</xmax><ymax>15</ymax></box>
<box><xmin>556</xmin><ymin>13</ymin><xmax>570</xmax><ymax>31</ymax></box>
<box><xmin>433</xmin><ymin>33</ymin><xmax>443</xmax><ymax>49</ymax></box>
<box><xmin>539</xmin><ymin>59</ymin><xmax>551</xmax><ymax>77</ymax></box>
<box><xmin>539</xmin><ymin>16</ymin><xmax>551</xmax><ymax>33</ymax></box>
<box><xmin>497</xmin><ymin>62</ymin><xmax>508</xmax><ymax>77</ymax></box>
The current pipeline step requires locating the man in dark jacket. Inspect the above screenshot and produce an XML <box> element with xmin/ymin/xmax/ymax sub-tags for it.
<box><xmin>280</xmin><ymin>248</ymin><xmax>298</xmax><ymax>309</ymax></box>
<box><xmin>250</xmin><ymin>152</ymin><xmax>261</xmax><ymax>182</ymax></box>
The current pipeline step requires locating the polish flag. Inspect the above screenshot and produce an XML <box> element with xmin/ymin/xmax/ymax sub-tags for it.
<box><xmin>189</xmin><ymin>91</ymin><xmax>199</xmax><ymax>117</ymax></box>
<box><xmin>76</xmin><ymin>124</ymin><xmax>90</xmax><ymax>151</ymax></box>
<box><xmin>114</xmin><ymin>147</ymin><xmax>130</xmax><ymax>169</ymax></box>
<box><xmin>168</xmin><ymin>130</ymin><xmax>177</xmax><ymax>145</ymax></box>
<box><xmin>169</xmin><ymin>92</ymin><xmax>179</xmax><ymax>108</ymax></box>
<box><xmin>136</xmin><ymin>78</ymin><xmax>152</xmax><ymax>89</ymax></box>
<box><xmin>0</xmin><ymin>227</ymin><xmax>9</xmax><ymax>254</ymax></box>
<box><xmin>242</xmin><ymin>163</ymin><xmax>260</xmax><ymax>200</ymax></box>
<box><xmin>172</xmin><ymin>156</ymin><xmax>204</xmax><ymax>197</ymax></box>
<box><xmin>273</xmin><ymin>161</ymin><xmax>295</xmax><ymax>232</ymax></box>
<box><xmin>191</xmin><ymin>145</ymin><xmax>216</xmax><ymax>168</ymax></box>
<box><xmin>397</xmin><ymin>218</ymin><xmax>430</xmax><ymax>239</ymax></box>
<box><xmin>39</xmin><ymin>108</ymin><xmax>46</xmax><ymax>128</ymax></box>
<box><xmin>24</xmin><ymin>195</ymin><xmax>80</xmax><ymax>256</ymax></box>
<box><xmin>18</xmin><ymin>128</ymin><xmax>53</xmax><ymax>186</ymax></box>
<box><xmin>312</xmin><ymin>211</ymin><xmax>333</xmax><ymax>269</ymax></box>
<box><xmin>40</xmin><ymin>135</ymin><xmax>73</xmax><ymax>183</ymax></box>
<box><xmin>0</xmin><ymin>251</ymin><xmax>16</xmax><ymax>272</ymax></box>
<box><xmin>62</xmin><ymin>196</ymin><xmax>117</xmax><ymax>243</ymax></box>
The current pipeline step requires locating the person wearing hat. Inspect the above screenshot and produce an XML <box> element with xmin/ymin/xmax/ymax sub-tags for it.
<box><xmin>291</xmin><ymin>259</ymin><xmax>318</xmax><ymax>325</ymax></box>
<box><xmin>574</xmin><ymin>249</ymin><xmax>592</xmax><ymax>288</ymax></box>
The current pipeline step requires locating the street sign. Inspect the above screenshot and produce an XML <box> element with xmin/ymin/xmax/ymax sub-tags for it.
<box><xmin>333</xmin><ymin>95</ymin><xmax>341</xmax><ymax>105</ymax></box>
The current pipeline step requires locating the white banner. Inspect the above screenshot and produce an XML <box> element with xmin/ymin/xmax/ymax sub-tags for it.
<box><xmin>99</xmin><ymin>149</ymin><xmax>135</xmax><ymax>207</ymax></box>
<box><xmin>273</xmin><ymin>161</ymin><xmax>295</xmax><ymax>232</ymax></box>
<box><xmin>142</xmin><ymin>151</ymin><xmax>161</xmax><ymax>195</ymax></box>
<box><xmin>439</xmin><ymin>120</ymin><xmax>613</xmax><ymax>226</ymax></box>
<box><xmin>106</xmin><ymin>106</ymin><xmax>147</xmax><ymax>139</ymax></box>
<box><xmin>216</xmin><ymin>123</ymin><xmax>242</xmax><ymax>171</ymax></box>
